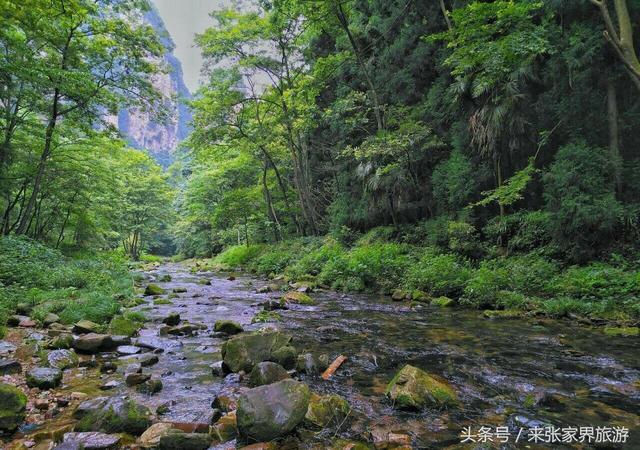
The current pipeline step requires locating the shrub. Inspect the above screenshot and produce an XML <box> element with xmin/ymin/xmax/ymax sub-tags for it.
<box><xmin>286</xmin><ymin>239</ymin><xmax>346</xmax><ymax>279</ymax></box>
<box><xmin>432</xmin><ymin>149</ymin><xmax>476</xmax><ymax>214</ymax></box>
<box><xmin>548</xmin><ymin>263</ymin><xmax>640</xmax><ymax>303</ymax></box>
<box><xmin>405</xmin><ymin>251</ymin><xmax>472</xmax><ymax>297</ymax></box>
<box><xmin>543</xmin><ymin>142</ymin><xmax>624</xmax><ymax>262</ymax></box>
<box><xmin>483</xmin><ymin>210</ymin><xmax>553</xmax><ymax>252</ymax></box>
<box><xmin>213</xmin><ymin>244</ymin><xmax>264</xmax><ymax>269</ymax></box>
<box><xmin>447</xmin><ymin>221</ymin><xmax>482</xmax><ymax>257</ymax></box>
<box><xmin>461</xmin><ymin>261</ymin><xmax>510</xmax><ymax>308</ymax></box>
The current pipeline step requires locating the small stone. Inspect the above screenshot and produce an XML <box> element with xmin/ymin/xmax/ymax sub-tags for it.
<box><xmin>73</xmin><ymin>320</ymin><xmax>100</xmax><ymax>334</ymax></box>
<box><xmin>47</xmin><ymin>349</ymin><xmax>79</xmax><ymax>370</ymax></box>
<box><xmin>214</xmin><ymin>320</ymin><xmax>243</xmax><ymax>335</ymax></box>
<box><xmin>19</xmin><ymin>318</ymin><xmax>37</xmax><ymax>328</ymax></box>
<box><xmin>59</xmin><ymin>431</ymin><xmax>120</xmax><ymax>449</ymax></box>
<box><xmin>125</xmin><ymin>372</ymin><xmax>151</xmax><ymax>387</ymax></box>
<box><xmin>100</xmin><ymin>361</ymin><xmax>118</xmax><ymax>373</ymax></box>
<box><xmin>26</xmin><ymin>367</ymin><xmax>63</xmax><ymax>390</ymax></box>
<box><xmin>43</xmin><ymin>313</ymin><xmax>61</xmax><ymax>327</ymax></box>
<box><xmin>35</xmin><ymin>399</ymin><xmax>50</xmax><ymax>410</ymax></box>
<box><xmin>144</xmin><ymin>284</ymin><xmax>166</xmax><ymax>296</ymax></box>
<box><xmin>100</xmin><ymin>380</ymin><xmax>121</xmax><ymax>391</ymax></box>
<box><xmin>137</xmin><ymin>353</ymin><xmax>159</xmax><ymax>367</ymax></box>
<box><xmin>137</xmin><ymin>378</ymin><xmax>163</xmax><ymax>395</ymax></box>
<box><xmin>162</xmin><ymin>313</ymin><xmax>181</xmax><ymax>326</ymax></box>
<box><xmin>0</xmin><ymin>358</ymin><xmax>22</xmax><ymax>375</ymax></box>
<box><xmin>117</xmin><ymin>345</ymin><xmax>142</xmax><ymax>355</ymax></box>
<box><xmin>211</xmin><ymin>361</ymin><xmax>224</xmax><ymax>377</ymax></box>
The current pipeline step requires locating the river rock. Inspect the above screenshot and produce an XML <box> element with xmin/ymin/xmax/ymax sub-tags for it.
<box><xmin>26</xmin><ymin>367</ymin><xmax>63</xmax><ymax>389</ymax></box>
<box><xmin>74</xmin><ymin>397</ymin><xmax>151</xmax><ymax>435</ymax></box>
<box><xmin>126</xmin><ymin>372</ymin><xmax>151</xmax><ymax>386</ymax></box>
<box><xmin>0</xmin><ymin>340</ymin><xmax>17</xmax><ymax>355</ymax></box>
<box><xmin>43</xmin><ymin>313</ymin><xmax>61</xmax><ymax>327</ymax></box>
<box><xmin>135</xmin><ymin>336</ymin><xmax>181</xmax><ymax>353</ymax></box>
<box><xmin>214</xmin><ymin>320</ymin><xmax>244</xmax><ymax>335</ymax></box>
<box><xmin>211</xmin><ymin>361</ymin><xmax>224</xmax><ymax>377</ymax></box>
<box><xmin>0</xmin><ymin>383</ymin><xmax>27</xmax><ymax>433</ymax></box>
<box><xmin>304</xmin><ymin>393</ymin><xmax>350</xmax><ymax>428</ymax></box>
<box><xmin>139</xmin><ymin>422</ymin><xmax>175</xmax><ymax>448</ymax></box>
<box><xmin>222</xmin><ymin>330</ymin><xmax>293</xmax><ymax>373</ymax></box>
<box><xmin>145</xmin><ymin>284</ymin><xmax>166</xmax><ymax>296</ymax></box>
<box><xmin>431</xmin><ymin>296</ymin><xmax>454</xmax><ymax>307</ymax></box>
<box><xmin>117</xmin><ymin>345</ymin><xmax>142</xmax><ymax>355</ymax></box>
<box><xmin>0</xmin><ymin>358</ymin><xmax>22</xmax><ymax>375</ymax></box>
<box><xmin>248</xmin><ymin>362</ymin><xmax>290</xmax><ymax>387</ymax></box>
<box><xmin>73</xmin><ymin>320</ymin><xmax>99</xmax><ymax>334</ymax></box>
<box><xmin>49</xmin><ymin>333</ymin><xmax>74</xmax><ymax>349</ymax></box>
<box><xmin>386</xmin><ymin>364</ymin><xmax>458</xmax><ymax>409</ymax></box>
<box><xmin>158</xmin><ymin>432</ymin><xmax>211</xmax><ymax>450</ymax></box>
<box><xmin>73</xmin><ymin>333</ymin><xmax>114</xmax><ymax>353</ymax></box>
<box><xmin>237</xmin><ymin>379</ymin><xmax>310</xmax><ymax>442</ymax></box>
<box><xmin>111</xmin><ymin>335</ymin><xmax>132</xmax><ymax>346</ymax></box>
<box><xmin>47</xmin><ymin>349</ymin><xmax>79</xmax><ymax>370</ymax></box>
<box><xmin>137</xmin><ymin>378</ymin><xmax>163</xmax><ymax>394</ymax></box>
<box><xmin>162</xmin><ymin>313</ymin><xmax>181</xmax><ymax>326</ymax></box>
<box><xmin>272</xmin><ymin>346</ymin><xmax>297</xmax><ymax>370</ymax></box>
<box><xmin>136</xmin><ymin>353</ymin><xmax>159</xmax><ymax>367</ymax></box>
<box><xmin>282</xmin><ymin>291</ymin><xmax>314</xmax><ymax>305</ymax></box>
<box><xmin>211</xmin><ymin>410</ymin><xmax>237</xmax><ymax>442</ymax></box>
<box><xmin>19</xmin><ymin>317</ymin><xmax>37</xmax><ymax>328</ymax></box>
<box><xmin>57</xmin><ymin>432</ymin><xmax>120</xmax><ymax>449</ymax></box>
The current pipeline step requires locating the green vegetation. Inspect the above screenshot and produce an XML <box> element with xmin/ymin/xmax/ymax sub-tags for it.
<box><xmin>0</xmin><ymin>236</ymin><xmax>135</xmax><ymax>336</ymax></box>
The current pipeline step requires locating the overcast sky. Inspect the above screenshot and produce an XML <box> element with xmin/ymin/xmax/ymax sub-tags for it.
<box><xmin>152</xmin><ymin>0</ymin><xmax>228</xmax><ymax>93</ymax></box>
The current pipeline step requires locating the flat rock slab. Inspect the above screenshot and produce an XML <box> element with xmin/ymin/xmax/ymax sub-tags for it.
<box><xmin>117</xmin><ymin>345</ymin><xmax>142</xmax><ymax>355</ymax></box>
<box><xmin>56</xmin><ymin>432</ymin><xmax>120</xmax><ymax>450</ymax></box>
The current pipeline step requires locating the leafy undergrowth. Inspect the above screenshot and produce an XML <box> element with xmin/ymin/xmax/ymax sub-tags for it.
<box><xmin>0</xmin><ymin>236</ymin><xmax>134</xmax><ymax>336</ymax></box>
<box><xmin>202</xmin><ymin>232</ymin><xmax>640</xmax><ymax>323</ymax></box>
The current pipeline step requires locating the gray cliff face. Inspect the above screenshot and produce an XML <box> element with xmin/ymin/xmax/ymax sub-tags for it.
<box><xmin>117</xmin><ymin>7</ymin><xmax>192</xmax><ymax>167</ymax></box>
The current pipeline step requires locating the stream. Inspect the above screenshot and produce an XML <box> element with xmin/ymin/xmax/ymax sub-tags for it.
<box><xmin>5</xmin><ymin>261</ymin><xmax>640</xmax><ymax>449</ymax></box>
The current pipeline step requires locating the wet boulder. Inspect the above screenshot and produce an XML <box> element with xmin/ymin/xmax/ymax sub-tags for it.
<box><xmin>386</xmin><ymin>365</ymin><xmax>458</xmax><ymax>410</ymax></box>
<box><xmin>47</xmin><ymin>349</ymin><xmax>79</xmax><ymax>370</ymax></box>
<box><xmin>248</xmin><ymin>362</ymin><xmax>290</xmax><ymax>387</ymax></box>
<box><xmin>145</xmin><ymin>284</ymin><xmax>166</xmax><ymax>296</ymax></box>
<box><xmin>237</xmin><ymin>379</ymin><xmax>310</xmax><ymax>442</ymax></box>
<box><xmin>430</xmin><ymin>296</ymin><xmax>454</xmax><ymax>307</ymax></box>
<box><xmin>73</xmin><ymin>320</ymin><xmax>100</xmax><ymax>334</ymax></box>
<box><xmin>126</xmin><ymin>372</ymin><xmax>151</xmax><ymax>387</ymax></box>
<box><xmin>75</xmin><ymin>397</ymin><xmax>152</xmax><ymax>436</ymax></box>
<box><xmin>304</xmin><ymin>393</ymin><xmax>351</xmax><ymax>429</ymax></box>
<box><xmin>214</xmin><ymin>320</ymin><xmax>244</xmax><ymax>335</ymax></box>
<box><xmin>139</xmin><ymin>422</ymin><xmax>175</xmax><ymax>448</ymax></box>
<box><xmin>57</xmin><ymin>432</ymin><xmax>120</xmax><ymax>449</ymax></box>
<box><xmin>73</xmin><ymin>333</ymin><xmax>114</xmax><ymax>353</ymax></box>
<box><xmin>0</xmin><ymin>383</ymin><xmax>27</xmax><ymax>433</ymax></box>
<box><xmin>26</xmin><ymin>367</ymin><xmax>63</xmax><ymax>389</ymax></box>
<box><xmin>222</xmin><ymin>330</ymin><xmax>292</xmax><ymax>373</ymax></box>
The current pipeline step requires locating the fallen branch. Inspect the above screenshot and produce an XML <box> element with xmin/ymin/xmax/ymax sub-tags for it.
<box><xmin>321</xmin><ymin>355</ymin><xmax>347</xmax><ymax>380</ymax></box>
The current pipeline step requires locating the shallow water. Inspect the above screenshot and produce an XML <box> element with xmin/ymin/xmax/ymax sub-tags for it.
<box><xmin>109</xmin><ymin>262</ymin><xmax>639</xmax><ymax>448</ymax></box>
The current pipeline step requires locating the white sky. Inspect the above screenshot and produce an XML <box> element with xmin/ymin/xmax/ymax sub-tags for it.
<box><xmin>151</xmin><ymin>0</ymin><xmax>228</xmax><ymax>93</ymax></box>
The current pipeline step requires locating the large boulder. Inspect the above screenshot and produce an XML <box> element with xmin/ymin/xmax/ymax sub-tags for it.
<box><xmin>47</xmin><ymin>349</ymin><xmax>79</xmax><ymax>370</ymax></box>
<box><xmin>248</xmin><ymin>362</ymin><xmax>289</xmax><ymax>387</ymax></box>
<box><xmin>222</xmin><ymin>330</ymin><xmax>292</xmax><ymax>373</ymax></box>
<box><xmin>73</xmin><ymin>333</ymin><xmax>114</xmax><ymax>354</ymax></box>
<box><xmin>237</xmin><ymin>379</ymin><xmax>310</xmax><ymax>442</ymax></box>
<box><xmin>304</xmin><ymin>393</ymin><xmax>351</xmax><ymax>428</ymax></box>
<box><xmin>0</xmin><ymin>383</ymin><xmax>27</xmax><ymax>433</ymax></box>
<box><xmin>214</xmin><ymin>320</ymin><xmax>244</xmax><ymax>335</ymax></box>
<box><xmin>26</xmin><ymin>367</ymin><xmax>63</xmax><ymax>389</ymax></box>
<box><xmin>385</xmin><ymin>365</ymin><xmax>458</xmax><ymax>410</ymax></box>
<box><xmin>75</xmin><ymin>397</ymin><xmax>152</xmax><ymax>435</ymax></box>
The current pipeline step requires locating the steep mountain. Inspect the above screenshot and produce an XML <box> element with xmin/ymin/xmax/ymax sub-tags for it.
<box><xmin>116</xmin><ymin>7</ymin><xmax>192</xmax><ymax>168</ymax></box>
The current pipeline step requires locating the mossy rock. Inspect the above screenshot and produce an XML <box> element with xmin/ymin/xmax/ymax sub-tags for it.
<box><xmin>158</xmin><ymin>432</ymin><xmax>211</xmax><ymax>450</ymax></box>
<box><xmin>145</xmin><ymin>284</ymin><xmax>166</xmax><ymax>296</ymax></box>
<box><xmin>431</xmin><ymin>296</ymin><xmax>454</xmax><ymax>307</ymax></box>
<box><xmin>304</xmin><ymin>393</ymin><xmax>351</xmax><ymax>428</ymax></box>
<box><xmin>75</xmin><ymin>398</ymin><xmax>152</xmax><ymax>436</ymax></box>
<box><xmin>154</xmin><ymin>299</ymin><xmax>173</xmax><ymax>305</ymax></box>
<box><xmin>158</xmin><ymin>274</ymin><xmax>172</xmax><ymax>282</ymax></box>
<box><xmin>282</xmin><ymin>291</ymin><xmax>315</xmax><ymax>305</ymax></box>
<box><xmin>222</xmin><ymin>330</ymin><xmax>292</xmax><ymax>373</ymax></box>
<box><xmin>271</xmin><ymin>346</ymin><xmax>297</xmax><ymax>370</ymax></box>
<box><xmin>0</xmin><ymin>383</ymin><xmax>27</xmax><ymax>433</ymax></box>
<box><xmin>26</xmin><ymin>367</ymin><xmax>63</xmax><ymax>390</ymax></box>
<box><xmin>47</xmin><ymin>349</ymin><xmax>79</xmax><ymax>370</ymax></box>
<box><xmin>214</xmin><ymin>320</ymin><xmax>244</xmax><ymax>335</ymax></box>
<box><xmin>211</xmin><ymin>411</ymin><xmax>237</xmax><ymax>443</ymax></box>
<box><xmin>391</xmin><ymin>289</ymin><xmax>409</xmax><ymax>301</ymax></box>
<box><xmin>248</xmin><ymin>362</ymin><xmax>289</xmax><ymax>387</ymax></box>
<box><xmin>48</xmin><ymin>333</ymin><xmax>74</xmax><ymax>350</ymax></box>
<box><xmin>483</xmin><ymin>309</ymin><xmax>522</xmax><ymax>320</ymax></box>
<box><xmin>386</xmin><ymin>364</ymin><xmax>458</xmax><ymax>410</ymax></box>
<box><xmin>603</xmin><ymin>327</ymin><xmax>639</xmax><ymax>337</ymax></box>
<box><xmin>411</xmin><ymin>290</ymin><xmax>430</xmax><ymax>302</ymax></box>
<box><xmin>172</xmin><ymin>287</ymin><xmax>188</xmax><ymax>293</ymax></box>
<box><xmin>109</xmin><ymin>317</ymin><xmax>141</xmax><ymax>337</ymax></box>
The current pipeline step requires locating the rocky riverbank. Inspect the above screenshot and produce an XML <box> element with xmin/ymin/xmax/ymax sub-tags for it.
<box><xmin>1</xmin><ymin>262</ymin><xmax>638</xmax><ymax>449</ymax></box>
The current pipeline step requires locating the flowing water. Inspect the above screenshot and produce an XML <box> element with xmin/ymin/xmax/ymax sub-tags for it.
<box><xmin>110</xmin><ymin>262</ymin><xmax>639</xmax><ymax>449</ymax></box>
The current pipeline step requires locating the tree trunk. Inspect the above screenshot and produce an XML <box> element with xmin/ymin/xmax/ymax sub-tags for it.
<box><xmin>262</xmin><ymin>162</ymin><xmax>281</xmax><ymax>242</ymax></box>
<box><xmin>607</xmin><ymin>77</ymin><xmax>622</xmax><ymax>192</ymax></box>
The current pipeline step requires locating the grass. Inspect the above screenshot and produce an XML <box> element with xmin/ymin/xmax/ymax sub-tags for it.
<box><xmin>0</xmin><ymin>236</ymin><xmax>134</xmax><ymax>336</ymax></box>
